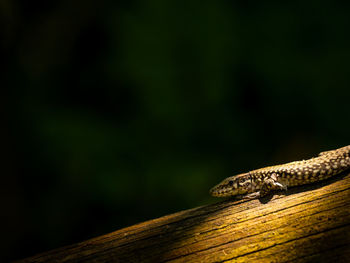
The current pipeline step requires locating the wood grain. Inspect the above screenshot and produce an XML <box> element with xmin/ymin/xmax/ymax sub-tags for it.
<box><xmin>18</xmin><ymin>172</ymin><xmax>350</xmax><ymax>263</ymax></box>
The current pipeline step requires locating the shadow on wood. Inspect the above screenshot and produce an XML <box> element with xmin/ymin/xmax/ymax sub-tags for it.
<box><xmin>18</xmin><ymin>172</ymin><xmax>350</xmax><ymax>262</ymax></box>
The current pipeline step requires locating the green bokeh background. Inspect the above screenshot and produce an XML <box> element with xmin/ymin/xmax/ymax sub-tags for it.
<box><xmin>2</xmin><ymin>0</ymin><xmax>350</xmax><ymax>261</ymax></box>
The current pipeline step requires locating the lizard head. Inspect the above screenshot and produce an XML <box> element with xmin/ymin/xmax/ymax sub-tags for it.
<box><xmin>209</xmin><ymin>173</ymin><xmax>253</xmax><ymax>197</ymax></box>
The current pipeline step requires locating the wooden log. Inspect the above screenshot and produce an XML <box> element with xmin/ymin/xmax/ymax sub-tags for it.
<box><xmin>19</xmin><ymin>172</ymin><xmax>350</xmax><ymax>263</ymax></box>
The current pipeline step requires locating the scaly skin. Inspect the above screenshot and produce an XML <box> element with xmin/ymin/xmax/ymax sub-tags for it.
<box><xmin>210</xmin><ymin>145</ymin><xmax>350</xmax><ymax>199</ymax></box>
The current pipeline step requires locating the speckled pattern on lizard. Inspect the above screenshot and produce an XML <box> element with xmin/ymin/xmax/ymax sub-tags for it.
<box><xmin>210</xmin><ymin>145</ymin><xmax>350</xmax><ymax>199</ymax></box>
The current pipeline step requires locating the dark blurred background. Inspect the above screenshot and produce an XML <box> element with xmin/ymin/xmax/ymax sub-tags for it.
<box><xmin>2</xmin><ymin>0</ymin><xmax>350</xmax><ymax>261</ymax></box>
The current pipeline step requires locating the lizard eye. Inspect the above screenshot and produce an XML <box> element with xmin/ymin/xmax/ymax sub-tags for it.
<box><xmin>228</xmin><ymin>180</ymin><xmax>234</xmax><ymax>186</ymax></box>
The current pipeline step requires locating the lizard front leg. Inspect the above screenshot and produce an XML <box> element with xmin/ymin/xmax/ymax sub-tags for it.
<box><xmin>244</xmin><ymin>173</ymin><xmax>287</xmax><ymax>199</ymax></box>
<box><xmin>260</xmin><ymin>173</ymin><xmax>287</xmax><ymax>197</ymax></box>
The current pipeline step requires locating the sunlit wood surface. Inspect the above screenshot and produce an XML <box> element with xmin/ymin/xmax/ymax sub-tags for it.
<box><xmin>19</xmin><ymin>172</ymin><xmax>350</xmax><ymax>263</ymax></box>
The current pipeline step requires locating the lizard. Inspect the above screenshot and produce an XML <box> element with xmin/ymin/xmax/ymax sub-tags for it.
<box><xmin>210</xmin><ymin>145</ymin><xmax>350</xmax><ymax>199</ymax></box>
